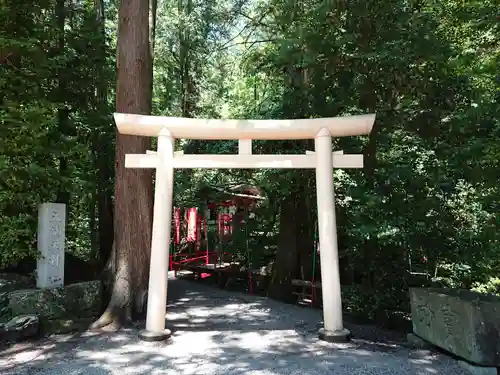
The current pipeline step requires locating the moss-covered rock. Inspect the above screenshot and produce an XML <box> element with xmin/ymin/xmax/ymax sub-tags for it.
<box><xmin>8</xmin><ymin>280</ymin><xmax>101</xmax><ymax>320</ymax></box>
<box><xmin>42</xmin><ymin>317</ymin><xmax>94</xmax><ymax>335</ymax></box>
<box><xmin>4</xmin><ymin>280</ymin><xmax>101</xmax><ymax>337</ymax></box>
<box><xmin>0</xmin><ymin>273</ymin><xmax>35</xmax><ymax>322</ymax></box>
<box><xmin>1</xmin><ymin>314</ymin><xmax>40</xmax><ymax>341</ymax></box>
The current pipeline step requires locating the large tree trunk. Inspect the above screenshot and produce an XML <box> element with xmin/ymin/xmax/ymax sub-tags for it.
<box><xmin>55</xmin><ymin>0</ymin><xmax>70</xmax><ymax>207</ymax></box>
<box><xmin>92</xmin><ymin>0</ymin><xmax>155</xmax><ymax>329</ymax></box>
<box><xmin>178</xmin><ymin>0</ymin><xmax>196</xmax><ymax>117</ymax></box>
<box><xmin>268</xmin><ymin>193</ymin><xmax>298</xmax><ymax>301</ymax></box>
<box><xmin>93</xmin><ymin>0</ymin><xmax>115</xmax><ymax>272</ymax></box>
<box><xmin>268</xmin><ymin>173</ymin><xmax>315</xmax><ymax>302</ymax></box>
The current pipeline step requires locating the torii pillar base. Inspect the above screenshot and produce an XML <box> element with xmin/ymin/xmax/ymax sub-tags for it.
<box><xmin>318</xmin><ymin>327</ymin><xmax>351</xmax><ymax>343</ymax></box>
<box><xmin>138</xmin><ymin>329</ymin><xmax>171</xmax><ymax>342</ymax></box>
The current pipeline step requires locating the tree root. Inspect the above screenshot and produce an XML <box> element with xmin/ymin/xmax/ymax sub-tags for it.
<box><xmin>90</xmin><ymin>307</ymin><xmax>123</xmax><ymax>331</ymax></box>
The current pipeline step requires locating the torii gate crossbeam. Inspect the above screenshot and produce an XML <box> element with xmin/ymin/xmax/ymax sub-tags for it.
<box><xmin>114</xmin><ymin>113</ymin><xmax>376</xmax><ymax>344</ymax></box>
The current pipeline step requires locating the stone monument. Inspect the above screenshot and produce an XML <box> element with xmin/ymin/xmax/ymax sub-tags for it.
<box><xmin>36</xmin><ymin>203</ymin><xmax>65</xmax><ymax>289</ymax></box>
<box><xmin>410</xmin><ymin>287</ymin><xmax>500</xmax><ymax>367</ymax></box>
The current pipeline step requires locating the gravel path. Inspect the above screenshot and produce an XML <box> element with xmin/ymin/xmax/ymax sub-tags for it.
<box><xmin>0</xmin><ymin>274</ymin><xmax>468</xmax><ymax>375</ymax></box>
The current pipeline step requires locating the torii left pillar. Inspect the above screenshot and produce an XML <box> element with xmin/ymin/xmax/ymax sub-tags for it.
<box><xmin>138</xmin><ymin>129</ymin><xmax>174</xmax><ymax>341</ymax></box>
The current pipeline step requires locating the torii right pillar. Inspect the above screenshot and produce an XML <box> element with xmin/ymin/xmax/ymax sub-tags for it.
<box><xmin>315</xmin><ymin>128</ymin><xmax>351</xmax><ymax>343</ymax></box>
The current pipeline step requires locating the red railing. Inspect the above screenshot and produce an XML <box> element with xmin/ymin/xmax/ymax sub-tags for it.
<box><xmin>169</xmin><ymin>250</ymin><xmax>233</xmax><ymax>277</ymax></box>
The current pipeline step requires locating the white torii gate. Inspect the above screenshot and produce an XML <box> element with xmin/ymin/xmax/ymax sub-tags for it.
<box><xmin>114</xmin><ymin>112</ymin><xmax>375</xmax><ymax>343</ymax></box>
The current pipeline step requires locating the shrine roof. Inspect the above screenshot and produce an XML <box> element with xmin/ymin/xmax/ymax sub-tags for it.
<box><xmin>196</xmin><ymin>183</ymin><xmax>265</xmax><ymax>204</ymax></box>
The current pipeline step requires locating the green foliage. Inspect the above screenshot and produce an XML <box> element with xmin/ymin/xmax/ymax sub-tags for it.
<box><xmin>0</xmin><ymin>101</ymin><xmax>60</xmax><ymax>267</ymax></box>
<box><xmin>226</xmin><ymin>0</ymin><xmax>499</xmax><ymax>315</ymax></box>
<box><xmin>0</xmin><ymin>0</ymin><xmax>115</xmax><ymax>268</ymax></box>
<box><xmin>472</xmin><ymin>278</ymin><xmax>500</xmax><ymax>296</ymax></box>
<box><xmin>433</xmin><ymin>263</ymin><xmax>473</xmax><ymax>289</ymax></box>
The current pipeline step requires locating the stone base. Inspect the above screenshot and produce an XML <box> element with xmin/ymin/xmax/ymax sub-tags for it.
<box><xmin>138</xmin><ymin>328</ymin><xmax>171</xmax><ymax>342</ymax></box>
<box><xmin>43</xmin><ymin>317</ymin><xmax>94</xmax><ymax>335</ymax></box>
<box><xmin>406</xmin><ymin>333</ymin><xmax>435</xmax><ymax>350</ymax></box>
<box><xmin>458</xmin><ymin>360</ymin><xmax>499</xmax><ymax>375</ymax></box>
<box><xmin>318</xmin><ymin>327</ymin><xmax>351</xmax><ymax>343</ymax></box>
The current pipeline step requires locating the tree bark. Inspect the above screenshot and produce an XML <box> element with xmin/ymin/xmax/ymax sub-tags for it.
<box><xmin>93</xmin><ymin>0</ymin><xmax>115</xmax><ymax>271</ymax></box>
<box><xmin>55</xmin><ymin>0</ymin><xmax>70</xmax><ymax>207</ymax></box>
<box><xmin>92</xmin><ymin>0</ymin><xmax>155</xmax><ymax>330</ymax></box>
<box><xmin>268</xmin><ymin>192</ymin><xmax>298</xmax><ymax>301</ymax></box>
<box><xmin>268</xmin><ymin>176</ymin><xmax>315</xmax><ymax>299</ymax></box>
<box><xmin>178</xmin><ymin>0</ymin><xmax>196</xmax><ymax>117</ymax></box>
<box><xmin>149</xmin><ymin>0</ymin><xmax>158</xmax><ymax>57</ymax></box>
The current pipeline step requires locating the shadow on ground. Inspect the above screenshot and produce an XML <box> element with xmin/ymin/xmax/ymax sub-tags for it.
<box><xmin>0</xmin><ymin>276</ymin><xmax>468</xmax><ymax>375</ymax></box>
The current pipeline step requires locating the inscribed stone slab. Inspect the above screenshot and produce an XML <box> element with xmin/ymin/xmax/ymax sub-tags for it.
<box><xmin>36</xmin><ymin>203</ymin><xmax>65</xmax><ymax>288</ymax></box>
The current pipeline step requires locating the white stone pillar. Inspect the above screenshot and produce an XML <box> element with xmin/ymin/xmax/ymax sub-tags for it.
<box><xmin>315</xmin><ymin>128</ymin><xmax>350</xmax><ymax>343</ymax></box>
<box><xmin>37</xmin><ymin>203</ymin><xmax>66</xmax><ymax>289</ymax></box>
<box><xmin>139</xmin><ymin>129</ymin><xmax>174</xmax><ymax>342</ymax></box>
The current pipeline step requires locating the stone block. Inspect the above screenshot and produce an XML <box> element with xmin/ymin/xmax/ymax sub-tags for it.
<box><xmin>458</xmin><ymin>360</ymin><xmax>499</xmax><ymax>375</ymax></box>
<box><xmin>37</xmin><ymin>203</ymin><xmax>66</xmax><ymax>289</ymax></box>
<box><xmin>8</xmin><ymin>281</ymin><xmax>101</xmax><ymax>321</ymax></box>
<box><xmin>410</xmin><ymin>287</ymin><xmax>500</xmax><ymax>366</ymax></box>
<box><xmin>406</xmin><ymin>333</ymin><xmax>435</xmax><ymax>350</ymax></box>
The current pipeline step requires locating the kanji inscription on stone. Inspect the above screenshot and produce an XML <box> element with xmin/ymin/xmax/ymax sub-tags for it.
<box><xmin>36</xmin><ymin>203</ymin><xmax>65</xmax><ymax>288</ymax></box>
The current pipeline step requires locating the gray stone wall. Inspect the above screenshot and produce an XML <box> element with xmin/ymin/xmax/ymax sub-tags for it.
<box><xmin>410</xmin><ymin>287</ymin><xmax>500</xmax><ymax>366</ymax></box>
